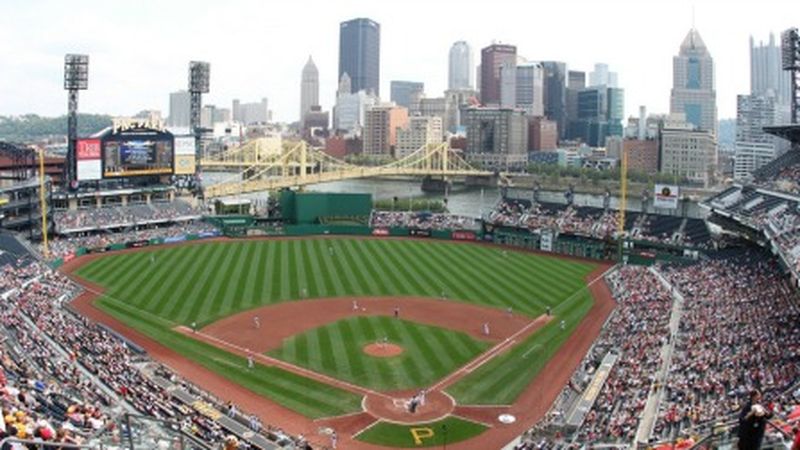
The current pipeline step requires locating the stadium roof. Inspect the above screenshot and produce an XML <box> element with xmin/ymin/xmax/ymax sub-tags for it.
<box><xmin>764</xmin><ymin>125</ymin><xmax>800</xmax><ymax>145</ymax></box>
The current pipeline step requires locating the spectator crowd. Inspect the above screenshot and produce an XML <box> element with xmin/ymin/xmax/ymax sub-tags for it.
<box><xmin>54</xmin><ymin>200</ymin><xmax>204</xmax><ymax>233</ymax></box>
<box><xmin>0</xmin><ymin>256</ymin><xmax>312</xmax><ymax>449</ymax></box>
<box><xmin>516</xmin><ymin>250</ymin><xmax>800</xmax><ymax>448</ymax></box>
<box><xmin>41</xmin><ymin>222</ymin><xmax>218</xmax><ymax>260</ymax></box>
<box><xmin>370</xmin><ymin>211</ymin><xmax>480</xmax><ymax>231</ymax></box>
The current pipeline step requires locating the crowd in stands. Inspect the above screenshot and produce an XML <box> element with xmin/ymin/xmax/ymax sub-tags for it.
<box><xmin>516</xmin><ymin>250</ymin><xmax>800</xmax><ymax>448</ymax></box>
<box><xmin>0</xmin><ymin>254</ymin><xmax>312</xmax><ymax>449</ymax></box>
<box><xmin>653</xmin><ymin>251</ymin><xmax>800</xmax><ymax>440</ymax></box>
<box><xmin>41</xmin><ymin>222</ymin><xmax>218</xmax><ymax>260</ymax></box>
<box><xmin>487</xmin><ymin>198</ymin><xmax>697</xmax><ymax>244</ymax></box>
<box><xmin>370</xmin><ymin>211</ymin><xmax>480</xmax><ymax>231</ymax></box>
<box><xmin>54</xmin><ymin>200</ymin><xmax>205</xmax><ymax>233</ymax></box>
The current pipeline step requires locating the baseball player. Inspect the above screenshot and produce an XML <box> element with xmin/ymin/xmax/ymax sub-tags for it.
<box><xmin>483</xmin><ymin>322</ymin><xmax>490</xmax><ymax>336</ymax></box>
<box><xmin>253</xmin><ymin>316</ymin><xmax>260</xmax><ymax>329</ymax></box>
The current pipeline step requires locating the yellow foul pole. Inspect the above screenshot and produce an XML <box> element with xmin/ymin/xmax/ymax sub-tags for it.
<box><xmin>38</xmin><ymin>148</ymin><xmax>49</xmax><ymax>259</ymax></box>
<box><xmin>617</xmin><ymin>149</ymin><xmax>627</xmax><ymax>237</ymax></box>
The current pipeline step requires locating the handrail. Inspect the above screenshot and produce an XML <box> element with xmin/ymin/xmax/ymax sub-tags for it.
<box><xmin>0</xmin><ymin>437</ymin><xmax>105</xmax><ymax>449</ymax></box>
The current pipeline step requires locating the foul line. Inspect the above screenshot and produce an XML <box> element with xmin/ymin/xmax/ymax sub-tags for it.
<box><xmin>178</xmin><ymin>326</ymin><xmax>393</xmax><ymax>401</ymax></box>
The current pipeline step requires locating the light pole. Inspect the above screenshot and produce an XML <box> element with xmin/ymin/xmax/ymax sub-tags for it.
<box><xmin>63</xmin><ymin>54</ymin><xmax>89</xmax><ymax>189</ymax></box>
<box><xmin>188</xmin><ymin>61</ymin><xmax>210</xmax><ymax>193</ymax></box>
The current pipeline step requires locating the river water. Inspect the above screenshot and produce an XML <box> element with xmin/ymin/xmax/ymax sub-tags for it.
<box><xmin>203</xmin><ymin>173</ymin><xmax>704</xmax><ymax>218</ymax></box>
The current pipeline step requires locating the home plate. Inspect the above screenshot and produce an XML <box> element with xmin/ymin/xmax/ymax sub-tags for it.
<box><xmin>498</xmin><ymin>414</ymin><xmax>516</xmax><ymax>424</ymax></box>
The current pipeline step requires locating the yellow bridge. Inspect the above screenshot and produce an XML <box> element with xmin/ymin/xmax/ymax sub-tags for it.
<box><xmin>200</xmin><ymin>139</ymin><xmax>503</xmax><ymax>198</ymax></box>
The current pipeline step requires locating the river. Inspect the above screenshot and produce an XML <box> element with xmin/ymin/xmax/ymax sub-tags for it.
<box><xmin>202</xmin><ymin>173</ymin><xmax>705</xmax><ymax>218</ymax></box>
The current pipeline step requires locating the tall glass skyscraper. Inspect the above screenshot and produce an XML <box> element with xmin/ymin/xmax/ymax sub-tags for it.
<box><xmin>670</xmin><ymin>29</ymin><xmax>717</xmax><ymax>133</ymax></box>
<box><xmin>339</xmin><ymin>18</ymin><xmax>381</xmax><ymax>96</ymax></box>
<box><xmin>448</xmin><ymin>41</ymin><xmax>473</xmax><ymax>90</ymax></box>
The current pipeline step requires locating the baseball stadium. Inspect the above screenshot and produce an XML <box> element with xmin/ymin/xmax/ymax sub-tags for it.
<box><xmin>1</xmin><ymin>20</ymin><xmax>800</xmax><ymax>450</ymax></box>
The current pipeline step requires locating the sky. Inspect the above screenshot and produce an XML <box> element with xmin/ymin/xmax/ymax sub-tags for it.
<box><xmin>0</xmin><ymin>0</ymin><xmax>798</xmax><ymax>123</ymax></box>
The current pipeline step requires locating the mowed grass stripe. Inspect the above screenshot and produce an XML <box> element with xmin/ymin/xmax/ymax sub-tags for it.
<box><xmin>240</xmin><ymin>242</ymin><xmax>264</xmax><ymax>309</ymax></box>
<box><xmin>215</xmin><ymin>243</ymin><xmax>252</xmax><ymax>320</ymax></box>
<box><xmin>380</xmin><ymin>241</ymin><xmax>440</xmax><ymax>297</ymax></box>
<box><xmin>392</xmin><ymin>241</ymin><xmax>473</xmax><ymax>301</ymax></box>
<box><xmin>297</xmin><ymin>241</ymin><xmax>320</xmax><ymax>298</ymax></box>
<box><xmin>460</xmin><ymin>245</ymin><xmax>586</xmax><ymax>302</ymax></box>
<box><xmin>307</xmin><ymin>240</ymin><xmax>336</xmax><ymax>297</ymax></box>
<box><xmin>185</xmin><ymin>243</ymin><xmax>243</xmax><ymax>325</ymax></box>
<box><xmin>330</xmin><ymin>240</ymin><xmax>367</xmax><ymax>296</ymax></box>
<box><xmin>279</xmin><ymin>242</ymin><xmax>292</xmax><ymax>300</ymax></box>
<box><xmin>169</xmin><ymin>243</ymin><xmax>229</xmax><ymax>322</ymax></box>
<box><xmin>314</xmin><ymin>240</ymin><xmax>347</xmax><ymax>297</ymax></box>
<box><xmin>437</xmin><ymin>244</ymin><xmax>544</xmax><ymax>314</ymax></box>
<box><xmin>351</xmin><ymin>240</ymin><xmax>393</xmax><ymax>295</ymax></box>
<box><xmin>411</xmin><ymin>242</ymin><xmax>512</xmax><ymax>311</ymax></box>
<box><xmin>155</xmin><ymin>245</ymin><xmax>222</xmax><ymax>319</ymax></box>
<box><xmin>139</xmin><ymin>246</ymin><xmax>196</xmax><ymax>311</ymax></box>
<box><xmin>357</xmin><ymin>240</ymin><xmax>407</xmax><ymax>295</ymax></box>
<box><xmin>338</xmin><ymin>240</ymin><xmax>379</xmax><ymax>294</ymax></box>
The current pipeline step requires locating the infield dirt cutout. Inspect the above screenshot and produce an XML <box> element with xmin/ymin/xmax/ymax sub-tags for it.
<box><xmin>363</xmin><ymin>342</ymin><xmax>405</xmax><ymax>358</ymax></box>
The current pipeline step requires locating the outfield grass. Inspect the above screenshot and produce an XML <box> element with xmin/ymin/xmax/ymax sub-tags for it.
<box><xmin>356</xmin><ymin>416</ymin><xmax>487</xmax><ymax>448</ymax></box>
<box><xmin>75</xmin><ymin>237</ymin><xmax>598</xmax><ymax>418</ymax></box>
<box><xmin>269</xmin><ymin>316</ymin><xmax>490</xmax><ymax>390</ymax></box>
<box><xmin>76</xmin><ymin>239</ymin><xmax>595</xmax><ymax>327</ymax></box>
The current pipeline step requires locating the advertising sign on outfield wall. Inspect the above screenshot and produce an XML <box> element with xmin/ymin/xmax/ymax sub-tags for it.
<box><xmin>452</xmin><ymin>230</ymin><xmax>476</xmax><ymax>241</ymax></box>
<box><xmin>654</xmin><ymin>184</ymin><xmax>679</xmax><ymax>209</ymax></box>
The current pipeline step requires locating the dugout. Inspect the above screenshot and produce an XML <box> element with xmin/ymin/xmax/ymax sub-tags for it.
<box><xmin>280</xmin><ymin>190</ymin><xmax>372</xmax><ymax>225</ymax></box>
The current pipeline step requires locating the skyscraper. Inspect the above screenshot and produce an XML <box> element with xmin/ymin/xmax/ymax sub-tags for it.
<box><xmin>750</xmin><ymin>33</ymin><xmax>793</xmax><ymax>123</ymax></box>
<box><xmin>515</xmin><ymin>62</ymin><xmax>544</xmax><ymax>116</ymax></box>
<box><xmin>588</xmin><ymin>63</ymin><xmax>618</xmax><ymax>88</ymax></box>
<box><xmin>670</xmin><ymin>29</ymin><xmax>717</xmax><ymax>133</ymax></box>
<box><xmin>480</xmin><ymin>44</ymin><xmax>517</xmax><ymax>106</ymax></box>
<box><xmin>300</xmin><ymin>56</ymin><xmax>319</xmax><ymax>126</ymax></box>
<box><xmin>566</xmin><ymin>70</ymin><xmax>586</xmax><ymax>132</ymax></box>
<box><xmin>339</xmin><ymin>18</ymin><xmax>381</xmax><ymax>96</ymax></box>
<box><xmin>390</xmin><ymin>81</ymin><xmax>425</xmax><ymax>109</ymax></box>
<box><xmin>542</xmin><ymin>61</ymin><xmax>568</xmax><ymax>138</ymax></box>
<box><xmin>449</xmin><ymin>41</ymin><xmax>473</xmax><ymax>90</ymax></box>
<box><xmin>734</xmin><ymin>94</ymin><xmax>779</xmax><ymax>180</ymax></box>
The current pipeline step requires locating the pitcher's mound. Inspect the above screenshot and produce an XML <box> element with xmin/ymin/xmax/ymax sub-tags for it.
<box><xmin>363</xmin><ymin>343</ymin><xmax>404</xmax><ymax>358</ymax></box>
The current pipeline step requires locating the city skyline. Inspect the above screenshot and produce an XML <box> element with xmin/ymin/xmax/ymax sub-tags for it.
<box><xmin>0</xmin><ymin>0</ymin><xmax>797</xmax><ymax>123</ymax></box>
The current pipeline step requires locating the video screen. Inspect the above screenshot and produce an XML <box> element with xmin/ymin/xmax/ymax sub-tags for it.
<box><xmin>103</xmin><ymin>138</ymin><xmax>173</xmax><ymax>177</ymax></box>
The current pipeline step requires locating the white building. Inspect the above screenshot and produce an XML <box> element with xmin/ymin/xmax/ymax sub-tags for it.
<box><xmin>449</xmin><ymin>41</ymin><xmax>473</xmax><ymax>90</ymax></box>
<box><xmin>334</xmin><ymin>90</ymin><xmax>377</xmax><ymax>136</ymax></box>
<box><xmin>751</xmin><ymin>33</ymin><xmax>793</xmax><ymax>115</ymax></box>
<box><xmin>396</xmin><ymin>116</ymin><xmax>443</xmax><ymax>158</ymax></box>
<box><xmin>300</xmin><ymin>56</ymin><xmax>320</xmax><ymax>127</ymax></box>
<box><xmin>734</xmin><ymin>94</ymin><xmax>779</xmax><ymax>180</ymax></box>
<box><xmin>670</xmin><ymin>29</ymin><xmax>717</xmax><ymax>134</ymax></box>
<box><xmin>168</xmin><ymin>91</ymin><xmax>191</xmax><ymax>128</ymax></box>
<box><xmin>233</xmin><ymin>98</ymin><xmax>269</xmax><ymax>125</ymax></box>
<box><xmin>660</xmin><ymin>113</ymin><xmax>718</xmax><ymax>187</ymax></box>
<box><xmin>499</xmin><ymin>61</ymin><xmax>517</xmax><ymax>108</ymax></box>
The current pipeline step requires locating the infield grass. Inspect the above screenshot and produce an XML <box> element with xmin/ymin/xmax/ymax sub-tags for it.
<box><xmin>269</xmin><ymin>316</ymin><xmax>490</xmax><ymax>390</ymax></box>
<box><xmin>355</xmin><ymin>416</ymin><xmax>488</xmax><ymax>448</ymax></box>
<box><xmin>74</xmin><ymin>237</ymin><xmax>599</xmax><ymax>418</ymax></box>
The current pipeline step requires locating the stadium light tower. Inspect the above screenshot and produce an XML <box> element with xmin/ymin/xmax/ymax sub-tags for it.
<box><xmin>782</xmin><ymin>28</ymin><xmax>799</xmax><ymax>124</ymax></box>
<box><xmin>64</xmin><ymin>54</ymin><xmax>89</xmax><ymax>188</ymax></box>
<box><xmin>188</xmin><ymin>61</ymin><xmax>210</xmax><ymax>163</ymax></box>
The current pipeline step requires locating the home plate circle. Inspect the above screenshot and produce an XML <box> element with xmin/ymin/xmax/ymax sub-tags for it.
<box><xmin>498</xmin><ymin>414</ymin><xmax>516</xmax><ymax>424</ymax></box>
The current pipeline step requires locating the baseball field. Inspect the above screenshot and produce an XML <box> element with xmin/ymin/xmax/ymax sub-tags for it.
<box><xmin>66</xmin><ymin>237</ymin><xmax>611</xmax><ymax>448</ymax></box>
